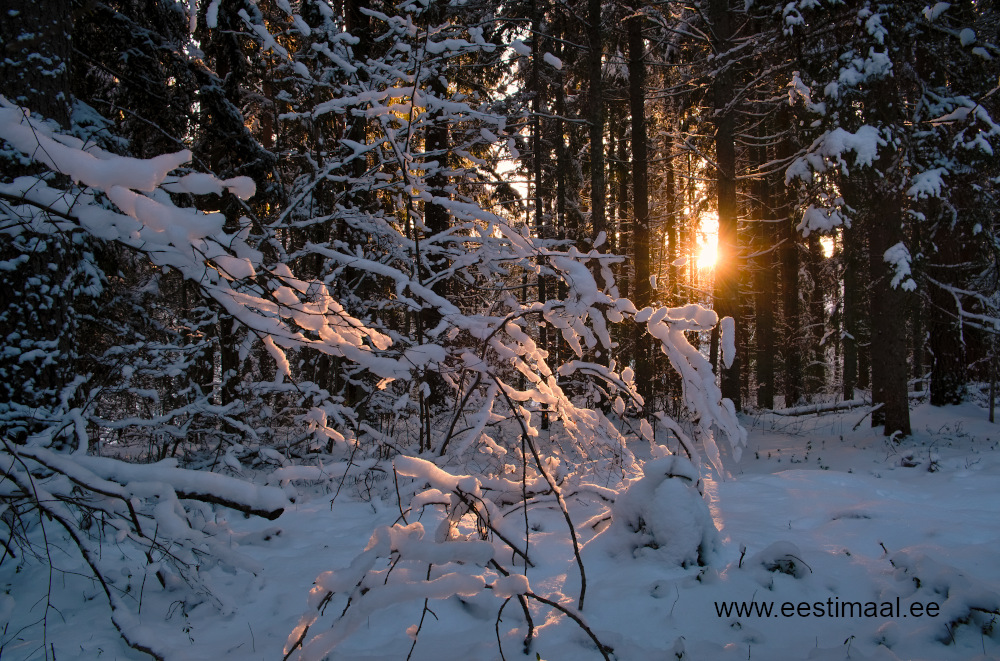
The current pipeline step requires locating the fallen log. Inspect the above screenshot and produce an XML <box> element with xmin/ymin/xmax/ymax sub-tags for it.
<box><xmin>771</xmin><ymin>391</ymin><xmax>927</xmax><ymax>417</ymax></box>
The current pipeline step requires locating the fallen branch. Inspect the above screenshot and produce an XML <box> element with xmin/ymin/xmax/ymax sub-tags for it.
<box><xmin>773</xmin><ymin>391</ymin><xmax>928</xmax><ymax>418</ymax></box>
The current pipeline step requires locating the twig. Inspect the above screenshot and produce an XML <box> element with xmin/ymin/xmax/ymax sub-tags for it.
<box><xmin>853</xmin><ymin>403</ymin><xmax>883</xmax><ymax>431</ymax></box>
<box><xmin>492</xmin><ymin>375</ymin><xmax>587</xmax><ymax>609</ymax></box>
<box><xmin>406</xmin><ymin>565</ymin><xmax>436</xmax><ymax>661</ymax></box>
<box><xmin>4</xmin><ymin>458</ymin><xmax>166</xmax><ymax>660</ymax></box>
<box><xmin>495</xmin><ymin>597</ymin><xmax>511</xmax><ymax>661</ymax></box>
<box><xmin>487</xmin><ymin>559</ymin><xmax>534</xmax><ymax>652</ymax></box>
<box><xmin>453</xmin><ymin>488</ymin><xmax>534</xmax><ymax>568</ymax></box>
<box><xmin>524</xmin><ymin>591</ymin><xmax>613</xmax><ymax>661</ymax></box>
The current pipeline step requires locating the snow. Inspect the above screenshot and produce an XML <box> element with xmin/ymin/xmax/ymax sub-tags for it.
<box><xmin>589</xmin><ymin>455</ymin><xmax>717</xmax><ymax>566</ymax></box>
<box><xmin>0</xmin><ymin>101</ymin><xmax>406</xmax><ymax>387</ymax></box>
<box><xmin>7</xmin><ymin>402</ymin><xmax>1000</xmax><ymax>660</ymax></box>
<box><xmin>161</xmin><ymin>172</ymin><xmax>255</xmax><ymax>199</ymax></box>
<box><xmin>4</xmin><ymin>15</ymin><xmax>1000</xmax><ymax>659</ymax></box>
<box><xmin>720</xmin><ymin>316</ymin><xmax>736</xmax><ymax>369</ymax></box>
<box><xmin>787</xmin><ymin>125</ymin><xmax>885</xmax><ymax>182</ymax></box>
<box><xmin>907</xmin><ymin>168</ymin><xmax>947</xmax><ymax>199</ymax></box>
<box><xmin>206</xmin><ymin>0</ymin><xmax>220</xmax><ymax>29</ymax></box>
<box><xmin>0</xmin><ymin>103</ymin><xmax>189</xmax><ymax>192</ymax></box>
<box><xmin>509</xmin><ymin>39</ymin><xmax>530</xmax><ymax>57</ymax></box>
<box><xmin>924</xmin><ymin>3</ymin><xmax>951</xmax><ymax>22</ymax></box>
<box><xmin>799</xmin><ymin>203</ymin><xmax>848</xmax><ymax>234</ymax></box>
<box><xmin>884</xmin><ymin>242</ymin><xmax>918</xmax><ymax>291</ymax></box>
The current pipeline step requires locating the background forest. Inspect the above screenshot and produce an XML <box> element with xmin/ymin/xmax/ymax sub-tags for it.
<box><xmin>2</xmin><ymin>0</ymin><xmax>1000</xmax><ymax>659</ymax></box>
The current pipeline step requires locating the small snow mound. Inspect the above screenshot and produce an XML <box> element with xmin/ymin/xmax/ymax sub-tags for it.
<box><xmin>748</xmin><ymin>541</ymin><xmax>811</xmax><ymax>578</ymax></box>
<box><xmin>891</xmin><ymin>550</ymin><xmax>1000</xmax><ymax>642</ymax></box>
<box><xmin>599</xmin><ymin>456</ymin><xmax>718</xmax><ymax>566</ymax></box>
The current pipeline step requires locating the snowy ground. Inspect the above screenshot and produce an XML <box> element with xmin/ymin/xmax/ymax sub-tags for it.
<box><xmin>4</xmin><ymin>400</ymin><xmax>1000</xmax><ymax>661</ymax></box>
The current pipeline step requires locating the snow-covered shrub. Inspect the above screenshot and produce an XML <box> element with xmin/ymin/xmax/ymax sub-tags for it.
<box><xmin>740</xmin><ymin>540</ymin><xmax>813</xmax><ymax>591</ymax></box>
<box><xmin>0</xmin><ymin>442</ymin><xmax>290</xmax><ymax>659</ymax></box>
<box><xmin>891</xmin><ymin>550</ymin><xmax>1000</xmax><ymax>643</ymax></box>
<box><xmin>0</xmin><ymin>100</ymin><xmax>386</xmax><ymax>658</ymax></box>
<box><xmin>749</xmin><ymin>541</ymin><xmax>812</xmax><ymax>580</ymax></box>
<box><xmin>285</xmin><ymin>455</ymin><xmax>614</xmax><ymax>661</ymax></box>
<box><xmin>590</xmin><ymin>455</ymin><xmax>718</xmax><ymax>566</ymax></box>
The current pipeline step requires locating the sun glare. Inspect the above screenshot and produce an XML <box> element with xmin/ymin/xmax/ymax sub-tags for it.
<box><xmin>696</xmin><ymin>212</ymin><xmax>719</xmax><ymax>270</ymax></box>
<box><xmin>697</xmin><ymin>241</ymin><xmax>718</xmax><ymax>270</ymax></box>
<box><xmin>821</xmin><ymin>235</ymin><xmax>835</xmax><ymax>258</ymax></box>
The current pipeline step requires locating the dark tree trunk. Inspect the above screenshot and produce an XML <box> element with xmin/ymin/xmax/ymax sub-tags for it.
<box><xmin>866</xmin><ymin>70</ymin><xmax>912</xmax><ymax>436</ymax></box>
<box><xmin>927</xmin><ymin>244</ymin><xmax>967</xmax><ymax>406</ymax></box>
<box><xmin>708</xmin><ymin>0</ymin><xmax>741</xmax><ymax>410</ymax></box>
<box><xmin>629</xmin><ymin>7</ymin><xmax>652</xmax><ymax>404</ymax></box>
<box><xmin>779</xmin><ymin>217</ymin><xmax>803</xmax><ymax>407</ymax></box>
<box><xmin>805</xmin><ymin>233</ymin><xmax>827</xmax><ymax>398</ymax></box>
<box><xmin>775</xmin><ymin>105</ymin><xmax>803</xmax><ymax>407</ymax></box>
<box><xmin>751</xmin><ymin>147</ymin><xmax>776</xmax><ymax>409</ymax></box>
<box><xmin>911</xmin><ymin>294</ymin><xmax>925</xmax><ymax>392</ymax></box>
<box><xmin>865</xmin><ymin>187</ymin><xmax>911</xmax><ymax>435</ymax></box>
<box><xmin>587</xmin><ymin>0</ymin><xmax>606</xmax><ymax>243</ymax></box>
<box><xmin>842</xmin><ymin>225</ymin><xmax>860</xmax><ymax>401</ymax></box>
<box><xmin>531</xmin><ymin>0</ymin><xmax>550</xmax><ymax>429</ymax></box>
<box><xmin>664</xmin><ymin>120</ymin><xmax>679</xmax><ymax>306</ymax></box>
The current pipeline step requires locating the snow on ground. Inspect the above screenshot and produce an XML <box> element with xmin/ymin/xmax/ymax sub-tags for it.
<box><xmin>3</xmin><ymin>401</ymin><xmax>1000</xmax><ymax>661</ymax></box>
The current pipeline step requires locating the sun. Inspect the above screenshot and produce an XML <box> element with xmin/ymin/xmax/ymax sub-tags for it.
<box><xmin>697</xmin><ymin>240</ymin><xmax>718</xmax><ymax>270</ymax></box>
<box><xmin>696</xmin><ymin>212</ymin><xmax>719</xmax><ymax>270</ymax></box>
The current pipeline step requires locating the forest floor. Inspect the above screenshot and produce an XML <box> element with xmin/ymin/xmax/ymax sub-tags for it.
<box><xmin>4</xmin><ymin>398</ymin><xmax>1000</xmax><ymax>661</ymax></box>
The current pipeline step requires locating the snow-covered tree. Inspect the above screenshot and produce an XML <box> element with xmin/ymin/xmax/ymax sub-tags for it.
<box><xmin>784</xmin><ymin>0</ymin><xmax>1000</xmax><ymax>433</ymax></box>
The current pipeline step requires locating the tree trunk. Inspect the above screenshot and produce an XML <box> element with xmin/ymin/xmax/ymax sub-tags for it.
<box><xmin>805</xmin><ymin>233</ymin><xmax>826</xmax><ymax>398</ymax></box>
<box><xmin>866</xmin><ymin>183</ymin><xmax>912</xmax><ymax>436</ymax></box>
<box><xmin>751</xmin><ymin>147</ymin><xmax>776</xmax><ymax>409</ymax></box>
<box><xmin>531</xmin><ymin>0</ymin><xmax>550</xmax><ymax>429</ymax></box>
<box><xmin>927</xmin><ymin>254</ymin><xmax>967</xmax><ymax>406</ymax></box>
<box><xmin>842</xmin><ymin>225</ymin><xmax>860</xmax><ymax>401</ymax></box>
<box><xmin>664</xmin><ymin>117</ymin><xmax>679</xmax><ymax>306</ymax></box>
<box><xmin>865</xmin><ymin>69</ymin><xmax>912</xmax><ymax>436</ymax></box>
<box><xmin>629</xmin><ymin>7</ymin><xmax>652</xmax><ymax>404</ymax></box>
<box><xmin>708</xmin><ymin>0</ymin><xmax>741</xmax><ymax>410</ymax></box>
<box><xmin>587</xmin><ymin>0</ymin><xmax>606</xmax><ymax>244</ymax></box>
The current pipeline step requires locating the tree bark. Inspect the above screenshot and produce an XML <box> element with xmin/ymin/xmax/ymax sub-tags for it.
<box><xmin>865</xmin><ymin>69</ymin><xmax>912</xmax><ymax>436</ymax></box>
<box><xmin>531</xmin><ymin>0</ymin><xmax>550</xmax><ymax>429</ymax></box>
<box><xmin>629</xmin><ymin>7</ymin><xmax>652</xmax><ymax>403</ymax></box>
<box><xmin>779</xmin><ymin>214</ymin><xmax>803</xmax><ymax>407</ymax></box>
<box><xmin>842</xmin><ymin>225</ymin><xmax>860</xmax><ymax>401</ymax></box>
<box><xmin>587</xmin><ymin>0</ymin><xmax>606</xmax><ymax>243</ymax></box>
<box><xmin>867</xmin><ymin>197</ymin><xmax>911</xmax><ymax>436</ymax></box>
<box><xmin>751</xmin><ymin>146</ymin><xmax>776</xmax><ymax>409</ymax></box>
<box><xmin>927</xmin><ymin>242</ymin><xmax>967</xmax><ymax>406</ymax></box>
<box><xmin>805</xmin><ymin>233</ymin><xmax>826</xmax><ymax>398</ymax></box>
<box><xmin>708</xmin><ymin>0</ymin><xmax>741</xmax><ymax>410</ymax></box>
